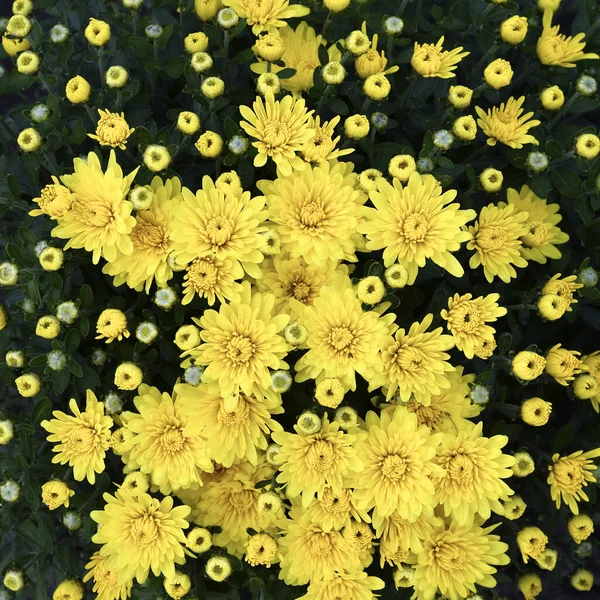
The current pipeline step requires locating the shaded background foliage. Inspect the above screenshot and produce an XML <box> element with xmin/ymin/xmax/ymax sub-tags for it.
<box><xmin>1</xmin><ymin>0</ymin><xmax>600</xmax><ymax>598</ymax></box>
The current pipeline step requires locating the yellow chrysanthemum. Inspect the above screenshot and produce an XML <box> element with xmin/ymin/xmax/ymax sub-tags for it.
<box><xmin>103</xmin><ymin>176</ymin><xmax>179</xmax><ymax>293</ymax></box>
<box><xmin>278</xmin><ymin>508</ymin><xmax>361</xmax><ymax>585</ymax></box>
<box><xmin>41</xmin><ymin>390</ymin><xmax>113</xmax><ymax>484</ymax></box>
<box><xmin>537</xmin><ymin>9</ymin><xmax>599</xmax><ymax>68</ymax></box>
<box><xmin>582</xmin><ymin>352</ymin><xmax>600</xmax><ymax>412</ymax></box>
<box><xmin>502</xmin><ymin>185</ymin><xmax>569</xmax><ymax>264</ymax></box>
<box><xmin>83</xmin><ymin>552</ymin><xmax>133</xmax><ymax>600</ymax></box>
<box><xmin>257</xmin><ymin>161</ymin><xmax>367</xmax><ymax>266</ymax></box>
<box><xmin>91</xmin><ymin>491</ymin><xmax>190</xmax><ymax>584</ymax></box>
<box><xmin>272</xmin><ymin>414</ymin><xmax>363</xmax><ymax>506</ymax></box>
<box><xmin>175</xmin><ymin>381</ymin><xmax>283</xmax><ymax>467</ymax></box>
<box><xmin>51</xmin><ymin>151</ymin><xmax>138</xmax><ymax>264</ymax></box>
<box><xmin>441</xmin><ymin>293</ymin><xmax>507</xmax><ymax>359</ymax></box>
<box><xmin>542</xmin><ymin>274</ymin><xmax>582</xmax><ymax>313</ymax></box>
<box><xmin>239</xmin><ymin>92</ymin><xmax>314</xmax><ymax>176</ymax></box>
<box><xmin>297</xmin><ymin>571</ymin><xmax>385</xmax><ymax>600</ymax></box>
<box><xmin>223</xmin><ymin>0</ymin><xmax>310</xmax><ymax>35</ymax></box>
<box><xmin>435</xmin><ymin>422</ymin><xmax>515</xmax><ymax>525</ymax></box>
<box><xmin>251</xmin><ymin>23</ymin><xmax>341</xmax><ymax>95</ymax></box>
<box><xmin>88</xmin><ymin>109</ymin><xmax>134</xmax><ymax>150</ymax></box>
<box><xmin>475</xmin><ymin>96</ymin><xmax>541</xmax><ymax>149</ymax></box>
<box><xmin>182</xmin><ymin>255</ymin><xmax>244</xmax><ymax>306</ymax></box>
<box><xmin>411</xmin><ymin>36</ymin><xmax>469</xmax><ymax>78</ymax></box>
<box><xmin>371</xmin><ymin>313</ymin><xmax>455</xmax><ymax>404</ymax></box>
<box><xmin>467</xmin><ymin>202</ymin><xmax>529</xmax><ymax>283</ymax></box>
<box><xmin>358</xmin><ymin>173</ymin><xmax>476</xmax><ymax>283</ymax></box>
<box><xmin>301</xmin><ymin>116</ymin><xmax>353</xmax><ymax>163</ymax></box>
<box><xmin>305</xmin><ymin>487</ymin><xmax>368</xmax><ymax>532</ymax></box>
<box><xmin>187</xmin><ymin>282</ymin><xmax>290</xmax><ymax>405</ymax></box>
<box><xmin>412</xmin><ymin>520</ymin><xmax>510</xmax><ymax>600</ymax></box>
<box><xmin>353</xmin><ymin>406</ymin><xmax>444</xmax><ymax>521</ymax></box>
<box><xmin>120</xmin><ymin>384</ymin><xmax>214</xmax><ymax>494</ymax></box>
<box><xmin>547</xmin><ymin>448</ymin><xmax>600</xmax><ymax>514</ymax></box>
<box><xmin>544</xmin><ymin>344</ymin><xmax>584</xmax><ymax>386</ymax></box>
<box><xmin>30</xmin><ymin>176</ymin><xmax>74</xmax><ymax>219</ymax></box>
<box><xmin>517</xmin><ymin>526</ymin><xmax>548</xmax><ymax>563</ymax></box>
<box><xmin>170</xmin><ymin>176</ymin><xmax>267</xmax><ymax>278</ymax></box>
<box><xmin>293</xmin><ymin>279</ymin><xmax>396</xmax><ymax>391</ymax></box>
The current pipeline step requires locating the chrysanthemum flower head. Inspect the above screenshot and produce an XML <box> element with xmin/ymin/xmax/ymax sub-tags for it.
<box><xmin>301</xmin><ymin>116</ymin><xmax>353</xmax><ymax>163</ymax></box>
<box><xmin>411</xmin><ymin>36</ymin><xmax>469</xmax><ymax>78</ymax></box>
<box><xmin>542</xmin><ymin>273</ymin><xmax>582</xmax><ymax>312</ymax></box>
<box><xmin>88</xmin><ymin>109</ymin><xmax>134</xmax><ymax>150</ymax></box>
<box><xmin>517</xmin><ymin>526</ymin><xmax>548</xmax><ymax>563</ymax></box>
<box><xmin>83</xmin><ymin>552</ymin><xmax>133</xmax><ymax>600</ymax></box>
<box><xmin>545</xmin><ymin>344</ymin><xmax>584</xmax><ymax>385</ymax></box>
<box><xmin>297</xmin><ymin>571</ymin><xmax>384</xmax><ymax>600</ymax></box>
<box><xmin>568</xmin><ymin>514</ymin><xmax>594</xmax><ymax>544</ymax></box>
<box><xmin>223</xmin><ymin>0</ymin><xmax>310</xmax><ymax>35</ymax></box>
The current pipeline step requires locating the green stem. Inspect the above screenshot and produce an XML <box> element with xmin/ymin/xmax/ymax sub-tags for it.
<box><xmin>179</xmin><ymin>0</ymin><xmax>184</xmax><ymax>31</ymax></box>
<box><xmin>321</xmin><ymin>11</ymin><xmax>332</xmax><ymax>38</ymax></box>
<box><xmin>463</xmin><ymin>144</ymin><xmax>486</xmax><ymax>164</ymax></box>
<box><xmin>153</xmin><ymin>40</ymin><xmax>159</xmax><ymax>61</ymax></box>
<box><xmin>549</xmin><ymin>93</ymin><xmax>580</xmax><ymax>129</ymax></box>
<box><xmin>115</xmin><ymin>90</ymin><xmax>122</xmax><ymax>111</ymax></box>
<box><xmin>505</xmin><ymin>304</ymin><xmax>537</xmax><ymax>310</ymax></box>
<box><xmin>587</xmin><ymin>17</ymin><xmax>600</xmax><ymax>37</ymax></box>
<box><xmin>83</xmin><ymin>103</ymin><xmax>97</xmax><ymax>127</ymax></box>
<box><xmin>360</xmin><ymin>97</ymin><xmax>371</xmax><ymax>114</ymax></box>
<box><xmin>340</xmin><ymin>51</ymin><xmax>352</xmax><ymax>66</ymax></box>
<box><xmin>474</xmin><ymin>43</ymin><xmax>498</xmax><ymax>73</ymax></box>
<box><xmin>513</xmin><ymin>62</ymin><xmax>536</xmax><ymax>88</ymax></box>
<box><xmin>172</xmin><ymin>135</ymin><xmax>192</xmax><ymax>164</ymax></box>
<box><xmin>98</xmin><ymin>47</ymin><xmax>105</xmax><ymax>86</ymax></box>
<box><xmin>400</xmin><ymin>77</ymin><xmax>416</xmax><ymax>110</ymax></box>
<box><xmin>223</xmin><ymin>31</ymin><xmax>230</xmax><ymax>91</ymax></box>
<box><xmin>266</xmin><ymin>61</ymin><xmax>272</xmax><ymax>73</ymax></box>
<box><xmin>399</xmin><ymin>0</ymin><xmax>409</xmax><ymax>16</ymax></box>
<box><xmin>315</xmin><ymin>85</ymin><xmax>332</xmax><ymax>116</ymax></box>
<box><xmin>132</xmin><ymin>14</ymin><xmax>138</xmax><ymax>36</ymax></box>
<box><xmin>550</xmin><ymin>150</ymin><xmax>575</xmax><ymax>168</ymax></box>
<box><xmin>386</xmin><ymin>35</ymin><xmax>393</xmax><ymax>63</ymax></box>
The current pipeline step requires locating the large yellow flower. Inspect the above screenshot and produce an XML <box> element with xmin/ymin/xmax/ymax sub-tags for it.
<box><xmin>358</xmin><ymin>173</ymin><xmax>476</xmax><ymax>283</ymax></box>
<box><xmin>297</xmin><ymin>571</ymin><xmax>384</xmax><ymax>600</ymax></box>
<box><xmin>353</xmin><ymin>406</ymin><xmax>444</xmax><ymax>521</ymax></box>
<box><xmin>412</xmin><ymin>520</ymin><xmax>510</xmax><ymax>600</ymax></box>
<box><xmin>240</xmin><ymin>93</ymin><xmax>314</xmax><ymax>176</ymax></box>
<box><xmin>467</xmin><ymin>202</ymin><xmax>529</xmax><ymax>283</ymax></box>
<box><xmin>502</xmin><ymin>185</ymin><xmax>569</xmax><ymax>264</ymax></box>
<box><xmin>51</xmin><ymin>151</ymin><xmax>138</xmax><ymax>264</ymax></box>
<box><xmin>272</xmin><ymin>414</ymin><xmax>363</xmax><ymax>506</ymax></box>
<box><xmin>257</xmin><ymin>161</ymin><xmax>367</xmax><ymax>266</ymax></box>
<box><xmin>537</xmin><ymin>10</ymin><xmax>599</xmax><ymax>68</ymax></box>
<box><xmin>120</xmin><ymin>384</ymin><xmax>214</xmax><ymax>494</ymax></box>
<box><xmin>223</xmin><ymin>0</ymin><xmax>310</xmax><ymax>35</ymax></box>
<box><xmin>175</xmin><ymin>381</ymin><xmax>283</xmax><ymax>467</ymax></box>
<box><xmin>371</xmin><ymin>313</ymin><xmax>455</xmax><ymax>404</ymax></box>
<box><xmin>103</xmin><ymin>176</ymin><xmax>179</xmax><ymax>293</ymax></box>
<box><xmin>547</xmin><ymin>448</ymin><xmax>600</xmax><ymax>514</ymax></box>
<box><xmin>293</xmin><ymin>280</ymin><xmax>396</xmax><ymax>390</ymax></box>
<box><xmin>188</xmin><ymin>282</ymin><xmax>290</xmax><ymax>404</ymax></box>
<box><xmin>441</xmin><ymin>293</ymin><xmax>507</xmax><ymax>359</ymax></box>
<box><xmin>475</xmin><ymin>96</ymin><xmax>541</xmax><ymax>149</ymax></box>
<box><xmin>251</xmin><ymin>23</ymin><xmax>341</xmax><ymax>95</ymax></box>
<box><xmin>41</xmin><ymin>390</ymin><xmax>113</xmax><ymax>484</ymax></box>
<box><xmin>91</xmin><ymin>491</ymin><xmax>190</xmax><ymax>584</ymax></box>
<box><xmin>411</xmin><ymin>36</ymin><xmax>469</xmax><ymax>78</ymax></box>
<box><xmin>305</xmin><ymin>487</ymin><xmax>368</xmax><ymax>532</ymax></box>
<box><xmin>170</xmin><ymin>178</ymin><xmax>267</xmax><ymax>278</ymax></box>
<box><xmin>83</xmin><ymin>552</ymin><xmax>133</xmax><ymax>600</ymax></box>
<box><xmin>278</xmin><ymin>507</ymin><xmax>361</xmax><ymax>585</ymax></box>
<box><xmin>435</xmin><ymin>422</ymin><xmax>515</xmax><ymax>525</ymax></box>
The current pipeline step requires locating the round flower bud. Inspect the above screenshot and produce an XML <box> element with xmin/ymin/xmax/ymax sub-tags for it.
<box><xmin>177</xmin><ymin>111</ymin><xmax>200</xmax><ymax>135</ymax></box>
<box><xmin>0</xmin><ymin>420</ymin><xmax>14</xmax><ymax>445</ymax></box>
<box><xmin>41</xmin><ymin>481</ymin><xmax>74</xmax><ymax>510</ymax></box>
<box><xmin>53</xmin><ymin>581</ymin><xmax>83</xmax><ymax>600</ymax></box>
<box><xmin>384</xmin><ymin>264</ymin><xmax>408</xmax><ymax>288</ymax></box>
<box><xmin>383</xmin><ymin>17</ymin><xmax>404</xmax><ymax>36</ymax></box>
<box><xmin>3</xmin><ymin>569</ymin><xmax>24</xmax><ymax>591</ymax></box>
<box><xmin>335</xmin><ymin>406</ymin><xmax>358</xmax><ymax>430</ymax></box>
<box><xmin>484</xmin><ymin>58</ymin><xmax>513</xmax><ymax>89</ymax></box>
<box><xmin>202</xmin><ymin>76</ymin><xmax>225</xmax><ymax>99</ymax></box>
<box><xmin>129</xmin><ymin>185</ymin><xmax>154</xmax><ymax>211</ymax></box>
<box><xmin>512</xmin><ymin>350</ymin><xmax>546</xmax><ymax>381</ymax></box>
<box><xmin>271</xmin><ymin>370</ymin><xmax>292</xmax><ymax>393</ymax></box>
<box><xmin>174</xmin><ymin>324</ymin><xmax>201</xmax><ymax>350</ymax></box>
<box><xmin>388</xmin><ymin>154</ymin><xmax>416</xmax><ymax>181</ymax></box>
<box><xmin>364</xmin><ymin>73</ymin><xmax>391</xmax><ymax>101</ymax></box>
<box><xmin>106</xmin><ymin>65</ymin><xmax>129</xmax><ymax>89</ymax></box>
<box><xmin>574</xmin><ymin>541</ymin><xmax>593</xmax><ymax>559</ymax></box>
<box><xmin>568</xmin><ymin>514</ymin><xmax>594</xmax><ymax>544</ymax></box>
<box><xmin>136</xmin><ymin>321</ymin><xmax>159</xmax><ymax>345</ymax></box>
<box><xmin>120</xmin><ymin>471</ymin><xmax>149</xmax><ymax>499</ymax></box>
<box><xmin>356</xmin><ymin>276</ymin><xmax>386</xmax><ymax>305</ymax></box>
<box><xmin>511</xmin><ymin>451</ymin><xmax>535</xmax><ymax>477</ymax></box>
<box><xmin>16</xmin><ymin>373</ymin><xmax>41</xmax><ymax>397</ymax></box>
<box><xmin>521</xmin><ymin>397</ymin><xmax>552</xmax><ymax>426</ymax></box>
<box><xmin>518</xmin><ymin>574</ymin><xmax>542</xmax><ymax>600</ymax></box>
<box><xmin>36</xmin><ymin>315</ymin><xmax>61</xmax><ymax>339</ymax></box>
<box><xmin>502</xmin><ymin>495</ymin><xmax>527</xmax><ymax>520</ymax></box>
<box><xmin>103</xmin><ymin>392</ymin><xmax>124</xmax><ymax>415</ymax></box>
<box><xmin>195</xmin><ymin>0</ymin><xmax>221</xmax><ymax>21</ymax></box>
<box><xmin>346</xmin><ymin>30</ymin><xmax>370</xmax><ymax>56</ymax></box>
<box><xmin>453</xmin><ymin>115</ymin><xmax>477</xmax><ymax>141</ymax></box>
<box><xmin>184</xmin><ymin>32</ymin><xmax>209</xmax><ymax>54</ymax></box>
<box><xmin>265</xmin><ymin>443</ymin><xmax>281</xmax><ymax>465</ymax></box>
<box><xmin>215</xmin><ymin>171</ymin><xmax>242</xmax><ymax>195</ymax></box>
<box><xmin>49</xmin><ymin>23</ymin><xmax>70</xmax><ymax>44</ymax></box>
<box><xmin>256</xmin><ymin>72</ymin><xmax>280</xmax><ymax>96</ymax></box>
<box><xmin>6</xmin><ymin>14</ymin><xmax>31</xmax><ymax>37</ymax></box>
<box><xmin>358</xmin><ymin>168</ymin><xmax>383</xmax><ymax>192</ymax></box>
<box><xmin>0</xmin><ymin>261</ymin><xmax>19</xmax><ymax>286</ymax></box>
<box><xmin>143</xmin><ymin>145</ymin><xmax>171</xmax><ymax>172</ymax></box>
<box><xmin>47</xmin><ymin>350</ymin><xmax>65</xmax><ymax>372</ymax></box>
<box><xmin>39</xmin><ymin>247</ymin><xmax>63</xmax><ymax>271</ymax></box>
<box><xmin>448</xmin><ymin>85</ymin><xmax>472</xmax><ymax>109</ymax></box>
<box><xmin>183</xmin><ymin>365</ymin><xmax>204</xmax><ymax>386</ymax></box>
<box><xmin>96</xmin><ymin>308</ymin><xmax>129</xmax><ymax>343</ymax></box>
<box><xmin>500</xmin><ymin>16</ymin><xmax>528</xmax><ymax>45</ymax></box>
<box><xmin>245</xmin><ymin>533</ymin><xmax>278</xmax><ymax>567</ymax></box>
<box><xmin>191</xmin><ymin>51</ymin><xmax>213</xmax><ymax>73</ymax></box>
<box><xmin>114</xmin><ymin>362</ymin><xmax>143</xmax><ymax>391</ymax></box>
<box><xmin>65</xmin><ymin>76</ymin><xmax>91</xmax><ymax>104</ymax></box>
<box><xmin>480</xmin><ymin>168</ymin><xmax>503</xmax><ymax>192</ymax></box>
<box><xmin>576</xmin><ymin>75</ymin><xmax>597</xmax><ymax>97</ymax></box>
<box><xmin>228</xmin><ymin>135</ymin><xmax>249</xmax><ymax>155</ymax></box>
<box><xmin>17</xmin><ymin>127</ymin><xmax>41</xmax><ymax>152</ymax></box>
<box><xmin>206</xmin><ymin>556</ymin><xmax>232</xmax><ymax>582</ymax></box>
<box><xmin>196</xmin><ymin>131</ymin><xmax>223</xmax><ymax>158</ymax></box>
<box><xmin>470</xmin><ymin>385</ymin><xmax>490</xmax><ymax>406</ymax></box>
<box><xmin>433</xmin><ymin>129</ymin><xmax>454</xmax><ymax>150</ymax></box>
<box><xmin>30</xmin><ymin>104</ymin><xmax>49</xmax><ymax>123</ymax></box>
<box><xmin>257</xmin><ymin>490</ymin><xmax>282</xmax><ymax>515</ymax></box>
<box><xmin>573</xmin><ymin>374</ymin><xmax>598</xmax><ymax>400</ymax></box>
<box><xmin>322</xmin><ymin>61</ymin><xmax>346</xmax><ymax>85</ymax></box>
<box><xmin>217</xmin><ymin>8</ymin><xmax>239</xmax><ymax>29</ymax></box>
<box><xmin>187</xmin><ymin>527</ymin><xmax>212</xmax><ymax>553</ymax></box>
<box><xmin>85</xmin><ymin>18</ymin><xmax>110</xmax><ymax>46</ymax></box>
<box><xmin>571</xmin><ymin>569</ymin><xmax>593</xmax><ymax>592</ymax></box>
<box><xmin>16</xmin><ymin>50</ymin><xmax>39</xmax><ymax>75</ymax></box>
<box><xmin>538</xmin><ymin>0</ymin><xmax>561</xmax><ymax>10</ymax></box>
<box><xmin>22</xmin><ymin>298</ymin><xmax>35</xmax><ymax>313</ymax></box>
<box><xmin>540</xmin><ymin>85</ymin><xmax>564</xmax><ymax>110</ymax></box>
<box><xmin>12</xmin><ymin>0</ymin><xmax>34</xmax><ymax>16</ymax></box>
<box><xmin>1</xmin><ymin>35</ymin><xmax>30</xmax><ymax>57</ymax></box>
<box><xmin>123</xmin><ymin>0</ymin><xmax>144</xmax><ymax>9</ymax></box>
<box><xmin>5</xmin><ymin>350</ymin><xmax>24</xmax><ymax>368</ymax></box>
<box><xmin>526</xmin><ymin>151</ymin><xmax>549</xmax><ymax>173</ymax></box>
<box><xmin>90</xmin><ymin>348</ymin><xmax>107</xmax><ymax>366</ymax></box>
<box><xmin>370</xmin><ymin>112</ymin><xmax>388</xmax><ymax>132</ymax></box>
<box><xmin>344</xmin><ymin>114</ymin><xmax>369</xmax><ymax>140</ymax></box>
<box><xmin>145</xmin><ymin>23</ymin><xmax>163</xmax><ymax>40</ymax></box>
<box><xmin>297</xmin><ymin>411</ymin><xmax>322</xmax><ymax>435</ymax></box>
<box><xmin>537</xmin><ymin>293</ymin><xmax>565</xmax><ymax>321</ymax></box>
<box><xmin>164</xmin><ymin>572</ymin><xmax>191</xmax><ymax>599</ymax></box>
<box><xmin>417</xmin><ymin>157</ymin><xmax>433</xmax><ymax>173</ymax></box>
<box><xmin>260</xmin><ymin>230</ymin><xmax>280</xmax><ymax>255</ymax></box>
<box><xmin>254</xmin><ymin>33</ymin><xmax>284</xmax><ymax>62</ymax></box>
<box><xmin>575</xmin><ymin>133</ymin><xmax>600</xmax><ymax>160</ymax></box>
<box><xmin>284</xmin><ymin>322</ymin><xmax>308</xmax><ymax>346</ymax></box>
<box><xmin>315</xmin><ymin>378</ymin><xmax>345</xmax><ymax>409</ymax></box>
<box><xmin>578</xmin><ymin>266</ymin><xmax>598</xmax><ymax>288</ymax></box>
<box><xmin>153</xmin><ymin>286</ymin><xmax>178</xmax><ymax>310</ymax></box>
<box><xmin>324</xmin><ymin>0</ymin><xmax>350</xmax><ymax>12</ymax></box>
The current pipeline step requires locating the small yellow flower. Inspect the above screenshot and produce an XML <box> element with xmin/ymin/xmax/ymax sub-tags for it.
<box><xmin>177</xmin><ymin>111</ymin><xmax>200</xmax><ymax>135</ymax></box>
<box><xmin>1</xmin><ymin>34</ymin><xmax>30</xmax><ymax>57</ymax></box>
<box><xmin>322</xmin><ymin>61</ymin><xmax>346</xmax><ymax>85</ymax></box>
<box><xmin>164</xmin><ymin>571</ymin><xmax>191</xmax><ymax>599</ymax></box>
<box><xmin>15</xmin><ymin>373</ymin><xmax>41</xmax><ymax>397</ymax></box>
<box><xmin>36</xmin><ymin>315</ymin><xmax>61</xmax><ymax>339</ymax></box>
<box><xmin>363</xmin><ymin>73</ymin><xmax>391</xmax><ymax>101</ymax></box>
<box><xmin>571</xmin><ymin>569</ymin><xmax>594</xmax><ymax>592</ymax></box>
<box><xmin>324</xmin><ymin>0</ymin><xmax>350</xmax><ymax>12</ymax></box>
<box><xmin>500</xmin><ymin>15</ymin><xmax>528</xmax><ymax>45</ymax></box>
<box><xmin>452</xmin><ymin>115</ymin><xmax>477</xmax><ymax>141</ymax></box>
<box><xmin>346</xmin><ymin>29</ymin><xmax>370</xmax><ymax>56</ymax></box>
<box><xmin>480</xmin><ymin>168</ymin><xmax>503</xmax><ymax>192</ymax></box>
<box><xmin>512</xmin><ymin>451</ymin><xmax>535</xmax><ymax>477</ymax></box>
<box><xmin>502</xmin><ymin>494</ymin><xmax>527</xmax><ymax>520</ymax></box>
<box><xmin>484</xmin><ymin>58</ymin><xmax>513</xmax><ymax>89</ymax></box>
<box><xmin>88</xmin><ymin>109</ymin><xmax>134</xmax><ymax>150</ymax></box>
<box><xmin>512</xmin><ymin>351</ymin><xmax>546</xmax><ymax>381</ymax></box>
<box><xmin>190</xmin><ymin>51</ymin><xmax>213</xmax><ymax>72</ymax></box>
<box><xmin>84</xmin><ymin>18</ymin><xmax>110</xmax><ymax>46</ymax></box>
<box><xmin>114</xmin><ymin>362</ymin><xmax>143</xmax><ymax>390</ymax></box>
<box><xmin>256</xmin><ymin>72</ymin><xmax>281</xmax><ymax>95</ymax></box>
<box><xmin>174</xmin><ymin>324</ymin><xmax>201</xmax><ymax>350</ymax></box>
<box><xmin>196</xmin><ymin>131</ymin><xmax>223</xmax><ymax>158</ymax></box>
<box><xmin>254</xmin><ymin>33</ymin><xmax>285</xmax><ymax>62</ymax></box>
<box><xmin>12</xmin><ymin>0</ymin><xmax>34</xmax><ymax>16</ymax></box>
<box><xmin>206</xmin><ymin>556</ymin><xmax>232</xmax><ymax>582</ymax></box>
<box><xmin>184</xmin><ymin>31</ymin><xmax>209</xmax><ymax>53</ymax></box>
<box><xmin>568</xmin><ymin>514</ymin><xmax>594</xmax><ymax>544</ymax></box>
<box><xmin>315</xmin><ymin>378</ymin><xmax>345</xmax><ymax>409</ymax></box>
<box><xmin>41</xmin><ymin>481</ymin><xmax>74</xmax><ymax>510</ymax></box>
<box><xmin>545</xmin><ymin>344</ymin><xmax>583</xmax><ymax>386</ymax></box>
<box><xmin>195</xmin><ymin>0</ymin><xmax>221</xmax><ymax>21</ymax></box>
<box><xmin>187</xmin><ymin>527</ymin><xmax>212</xmax><ymax>553</ymax></box>
<box><xmin>356</xmin><ymin>276</ymin><xmax>385</xmax><ymax>305</ymax></box>
<box><xmin>385</xmin><ymin>264</ymin><xmax>409</xmax><ymax>289</ymax></box>
<box><xmin>3</xmin><ymin>570</ymin><xmax>24</xmax><ymax>592</ymax></box>
<box><xmin>39</xmin><ymin>247</ymin><xmax>64</xmax><ymax>271</ymax></box>
<box><xmin>518</xmin><ymin>573</ymin><xmax>542</xmax><ymax>599</ymax></box>
<box><xmin>388</xmin><ymin>154</ymin><xmax>416</xmax><ymax>181</ymax></box>
<box><xmin>105</xmin><ymin>65</ymin><xmax>129</xmax><ymax>88</ymax></box>
<box><xmin>143</xmin><ymin>144</ymin><xmax>171</xmax><ymax>172</ymax></box>
<box><xmin>17</xmin><ymin>127</ymin><xmax>41</xmax><ymax>152</ymax></box>
<box><xmin>344</xmin><ymin>114</ymin><xmax>369</xmax><ymax>140</ymax></box>
<box><xmin>6</xmin><ymin>14</ymin><xmax>31</xmax><ymax>37</ymax></box>
<box><xmin>540</xmin><ymin>85</ymin><xmax>564</xmax><ymax>110</ymax></box>
<box><xmin>575</xmin><ymin>133</ymin><xmax>600</xmax><ymax>160</ymax></box>
<box><xmin>448</xmin><ymin>85</ymin><xmax>473</xmax><ymax>109</ymax></box>
<box><xmin>537</xmin><ymin>294</ymin><xmax>566</xmax><ymax>321</ymax></box>
<box><xmin>65</xmin><ymin>76</ymin><xmax>91</xmax><ymax>104</ymax></box>
<box><xmin>573</xmin><ymin>374</ymin><xmax>598</xmax><ymax>400</ymax></box>
<box><xmin>411</xmin><ymin>36</ymin><xmax>469</xmax><ymax>78</ymax></box>
<box><xmin>521</xmin><ymin>397</ymin><xmax>552</xmax><ymax>426</ymax></box>
<box><xmin>517</xmin><ymin>526</ymin><xmax>548</xmax><ymax>563</ymax></box>
<box><xmin>202</xmin><ymin>76</ymin><xmax>225</xmax><ymax>99</ymax></box>
<box><xmin>16</xmin><ymin>50</ymin><xmax>39</xmax><ymax>75</ymax></box>
<box><xmin>245</xmin><ymin>533</ymin><xmax>279</xmax><ymax>567</ymax></box>
<box><xmin>357</xmin><ymin>168</ymin><xmax>383</xmax><ymax>193</ymax></box>
<box><xmin>535</xmin><ymin>548</ymin><xmax>558</xmax><ymax>571</ymax></box>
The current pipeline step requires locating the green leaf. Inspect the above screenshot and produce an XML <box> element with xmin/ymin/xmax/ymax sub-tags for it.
<box><xmin>70</xmin><ymin>119</ymin><xmax>87</xmax><ymax>144</ymax></box>
<box><xmin>79</xmin><ymin>283</ymin><xmax>94</xmax><ymax>308</ymax></box>
<box><xmin>7</xmin><ymin>174</ymin><xmax>21</xmax><ymax>201</ymax></box>
<box><xmin>52</xmin><ymin>370</ymin><xmax>71</xmax><ymax>395</ymax></box>
<box><xmin>67</xmin><ymin>360</ymin><xmax>83</xmax><ymax>377</ymax></box>
<box><xmin>31</xmin><ymin>398</ymin><xmax>52</xmax><ymax>424</ymax></box>
<box><xmin>550</xmin><ymin>169</ymin><xmax>583</xmax><ymax>198</ymax></box>
<box><xmin>224</xmin><ymin>117</ymin><xmax>239</xmax><ymax>139</ymax></box>
<box><xmin>64</xmin><ymin>328</ymin><xmax>81</xmax><ymax>354</ymax></box>
<box><xmin>528</xmin><ymin>175</ymin><xmax>552</xmax><ymax>199</ymax></box>
<box><xmin>318</xmin><ymin>44</ymin><xmax>330</xmax><ymax>67</ymax></box>
<box><xmin>552</xmin><ymin>423</ymin><xmax>574</xmax><ymax>452</ymax></box>
<box><xmin>277</xmin><ymin>68</ymin><xmax>297</xmax><ymax>80</ymax></box>
<box><xmin>327</xmin><ymin>97</ymin><xmax>349</xmax><ymax>116</ymax></box>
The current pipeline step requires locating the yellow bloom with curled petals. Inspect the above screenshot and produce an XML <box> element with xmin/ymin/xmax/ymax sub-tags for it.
<box><xmin>544</xmin><ymin>344</ymin><xmax>584</xmax><ymax>386</ymax></box>
<box><xmin>542</xmin><ymin>274</ymin><xmax>582</xmax><ymax>312</ymax></box>
<box><xmin>411</xmin><ymin>36</ymin><xmax>469</xmax><ymax>78</ymax></box>
<box><xmin>223</xmin><ymin>0</ymin><xmax>310</xmax><ymax>35</ymax></box>
<box><xmin>30</xmin><ymin>177</ymin><xmax>74</xmax><ymax>219</ymax></box>
<box><xmin>355</xmin><ymin>30</ymin><xmax>399</xmax><ymax>79</ymax></box>
<box><xmin>41</xmin><ymin>481</ymin><xmax>74</xmax><ymax>510</ymax></box>
<box><xmin>88</xmin><ymin>109</ymin><xmax>134</xmax><ymax>150</ymax></box>
<box><xmin>297</xmin><ymin>571</ymin><xmax>384</xmax><ymax>600</ymax></box>
<box><xmin>568</xmin><ymin>514</ymin><xmax>594</xmax><ymax>544</ymax></box>
<box><xmin>301</xmin><ymin>116</ymin><xmax>353</xmax><ymax>163</ymax></box>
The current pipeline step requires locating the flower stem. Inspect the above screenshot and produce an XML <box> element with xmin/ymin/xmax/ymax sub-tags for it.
<box><xmin>474</xmin><ymin>43</ymin><xmax>497</xmax><ymax>73</ymax></box>
<box><xmin>549</xmin><ymin>93</ymin><xmax>580</xmax><ymax>129</ymax></box>
<box><xmin>223</xmin><ymin>31</ymin><xmax>230</xmax><ymax>92</ymax></box>
<box><xmin>83</xmin><ymin>103</ymin><xmax>97</xmax><ymax>127</ymax></box>
<box><xmin>315</xmin><ymin>85</ymin><xmax>332</xmax><ymax>116</ymax></box>
<box><xmin>97</xmin><ymin>47</ymin><xmax>105</xmax><ymax>86</ymax></box>
<box><xmin>360</xmin><ymin>97</ymin><xmax>371</xmax><ymax>114</ymax></box>
<box><xmin>399</xmin><ymin>0</ymin><xmax>409</xmax><ymax>16</ymax></box>
<box><xmin>321</xmin><ymin>11</ymin><xmax>332</xmax><ymax>39</ymax></box>
<box><xmin>401</xmin><ymin>77</ymin><xmax>416</xmax><ymax>110</ymax></box>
